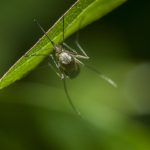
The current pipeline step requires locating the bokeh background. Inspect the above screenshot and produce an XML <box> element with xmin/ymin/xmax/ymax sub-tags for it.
<box><xmin>0</xmin><ymin>0</ymin><xmax>150</xmax><ymax>150</ymax></box>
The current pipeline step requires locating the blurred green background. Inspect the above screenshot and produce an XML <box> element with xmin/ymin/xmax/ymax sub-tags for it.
<box><xmin>0</xmin><ymin>0</ymin><xmax>150</xmax><ymax>150</ymax></box>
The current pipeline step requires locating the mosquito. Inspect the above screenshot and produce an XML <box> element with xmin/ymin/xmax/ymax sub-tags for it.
<box><xmin>26</xmin><ymin>16</ymin><xmax>117</xmax><ymax>117</ymax></box>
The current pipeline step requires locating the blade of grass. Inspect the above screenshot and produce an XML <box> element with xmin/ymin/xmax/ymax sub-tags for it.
<box><xmin>0</xmin><ymin>0</ymin><xmax>127</xmax><ymax>90</ymax></box>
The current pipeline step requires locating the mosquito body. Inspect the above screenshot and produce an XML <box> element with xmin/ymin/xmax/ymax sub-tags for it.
<box><xmin>55</xmin><ymin>46</ymin><xmax>80</xmax><ymax>79</ymax></box>
<box><xmin>51</xmin><ymin>43</ymin><xmax>89</xmax><ymax>80</ymax></box>
<box><xmin>27</xmin><ymin>17</ymin><xmax>117</xmax><ymax>117</ymax></box>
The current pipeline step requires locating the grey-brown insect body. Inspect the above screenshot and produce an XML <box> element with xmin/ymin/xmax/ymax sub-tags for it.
<box><xmin>29</xmin><ymin>18</ymin><xmax>116</xmax><ymax>117</ymax></box>
<box><xmin>55</xmin><ymin>45</ymin><xmax>80</xmax><ymax>79</ymax></box>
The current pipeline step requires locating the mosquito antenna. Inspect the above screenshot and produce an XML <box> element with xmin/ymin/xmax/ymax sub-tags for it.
<box><xmin>76</xmin><ymin>19</ymin><xmax>81</xmax><ymax>46</ymax></box>
<box><xmin>34</xmin><ymin>19</ymin><xmax>55</xmax><ymax>47</ymax></box>
<box><xmin>62</xmin><ymin>16</ymin><xmax>65</xmax><ymax>43</ymax></box>
<box><xmin>85</xmin><ymin>65</ymin><xmax>117</xmax><ymax>88</ymax></box>
<box><xmin>63</xmin><ymin>78</ymin><xmax>81</xmax><ymax>116</ymax></box>
<box><xmin>76</xmin><ymin>17</ymin><xmax>85</xmax><ymax>45</ymax></box>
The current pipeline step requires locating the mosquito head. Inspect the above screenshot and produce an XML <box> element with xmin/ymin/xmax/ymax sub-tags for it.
<box><xmin>54</xmin><ymin>45</ymin><xmax>63</xmax><ymax>54</ymax></box>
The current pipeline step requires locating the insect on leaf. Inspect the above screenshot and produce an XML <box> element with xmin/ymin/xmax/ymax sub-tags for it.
<box><xmin>0</xmin><ymin>0</ymin><xmax>127</xmax><ymax>90</ymax></box>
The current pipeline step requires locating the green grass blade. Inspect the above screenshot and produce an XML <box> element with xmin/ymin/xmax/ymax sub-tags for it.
<box><xmin>0</xmin><ymin>0</ymin><xmax>126</xmax><ymax>90</ymax></box>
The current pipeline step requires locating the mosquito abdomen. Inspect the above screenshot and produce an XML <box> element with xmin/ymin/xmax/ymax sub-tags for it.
<box><xmin>61</xmin><ymin>62</ymin><xmax>80</xmax><ymax>79</ymax></box>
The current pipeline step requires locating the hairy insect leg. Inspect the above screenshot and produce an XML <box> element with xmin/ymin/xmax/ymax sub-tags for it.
<box><xmin>75</xmin><ymin>54</ymin><xmax>89</xmax><ymax>60</ymax></box>
<box><xmin>63</xmin><ymin>78</ymin><xmax>81</xmax><ymax>116</ymax></box>
<box><xmin>50</xmin><ymin>54</ymin><xmax>59</xmax><ymax>69</ymax></box>
<box><xmin>49</xmin><ymin>54</ymin><xmax>64</xmax><ymax>80</ymax></box>
<box><xmin>75</xmin><ymin>20</ymin><xmax>89</xmax><ymax>58</ymax></box>
<box><xmin>85</xmin><ymin>65</ymin><xmax>117</xmax><ymax>88</ymax></box>
<box><xmin>75</xmin><ymin>58</ymin><xmax>85</xmax><ymax>66</ymax></box>
<box><xmin>63</xmin><ymin>43</ymin><xmax>77</xmax><ymax>54</ymax></box>
<box><xmin>62</xmin><ymin>43</ymin><xmax>89</xmax><ymax>60</ymax></box>
<box><xmin>75</xmin><ymin>40</ymin><xmax>89</xmax><ymax>58</ymax></box>
<box><xmin>48</xmin><ymin>62</ymin><xmax>63</xmax><ymax>79</ymax></box>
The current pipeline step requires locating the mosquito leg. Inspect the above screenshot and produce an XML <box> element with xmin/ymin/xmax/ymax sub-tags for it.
<box><xmin>75</xmin><ymin>58</ymin><xmax>84</xmax><ymax>66</ymax></box>
<box><xmin>75</xmin><ymin>22</ymin><xmax>89</xmax><ymax>58</ymax></box>
<box><xmin>49</xmin><ymin>64</ymin><xmax>64</xmax><ymax>80</ymax></box>
<box><xmin>49</xmin><ymin>54</ymin><xmax>65</xmax><ymax>80</ymax></box>
<box><xmin>48</xmin><ymin>62</ymin><xmax>62</xmax><ymax>78</ymax></box>
<box><xmin>63</xmin><ymin>43</ymin><xmax>77</xmax><ymax>54</ymax></box>
<box><xmin>63</xmin><ymin>78</ymin><xmax>81</xmax><ymax>116</ymax></box>
<box><xmin>50</xmin><ymin>54</ymin><xmax>60</xmax><ymax>68</ymax></box>
<box><xmin>75</xmin><ymin>54</ymin><xmax>89</xmax><ymax>60</ymax></box>
<box><xmin>75</xmin><ymin>40</ymin><xmax>89</xmax><ymax>58</ymax></box>
<box><xmin>85</xmin><ymin>65</ymin><xmax>117</xmax><ymax>88</ymax></box>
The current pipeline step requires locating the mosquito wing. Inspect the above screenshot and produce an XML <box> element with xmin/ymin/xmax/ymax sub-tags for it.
<box><xmin>85</xmin><ymin>65</ymin><xmax>117</xmax><ymax>88</ymax></box>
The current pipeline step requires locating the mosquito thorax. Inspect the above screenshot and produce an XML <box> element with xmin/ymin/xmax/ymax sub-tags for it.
<box><xmin>59</xmin><ymin>52</ymin><xmax>72</xmax><ymax>65</ymax></box>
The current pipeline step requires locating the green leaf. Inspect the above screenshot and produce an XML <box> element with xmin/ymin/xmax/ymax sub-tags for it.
<box><xmin>0</xmin><ymin>0</ymin><xmax>126</xmax><ymax>90</ymax></box>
